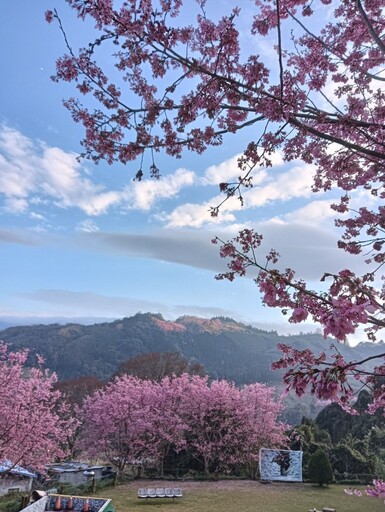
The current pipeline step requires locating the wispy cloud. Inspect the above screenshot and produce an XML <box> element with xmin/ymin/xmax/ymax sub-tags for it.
<box><xmin>18</xmin><ymin>289</ymin><xmax>235</xmax><ymax>321</ymax></box>
<box><xmin>75</xmin><ymin>222</ymin><xmax>368</xmax><ymax>282</ymax></box>
<box><xmin>244</xmin><ymin>163</ymin><xmax>315</xmax><ymax>208</ymax></box>
<box><xmin>0</xmin><ymin>227</ymin><xmax>40</xmax><ymax>246</ymax></box>
<box><xmin>202</xmin><ymin>151</ymin><xmax>284</xmax><ymax>187</ymax></box>
<box><xmin>279</xmin><ymin>199</ymin><xmax>336</xmax><ymax>225</ymax></box>
<box><xmin>162</xmin><ymin>197</ymin><xmax>240</xmax><ymax>228</ymax></box>
<box><xmin>77</xmin><ymin>230</ymin><xmax>223</xmax><ymax>272</ymax></box>
<box><xmin>76</xmin><ymin>219</ymin><xmax>100</xmax><ymax>233</ymax></box>
<box><xmin>202</xmin><ymin>153</ymin><xmax>276</xmax><ymax>186</ymax></box>
<box><xmin>0</xmin><ymin>125</ymin><xmax>119</xmax><ymax>215</ymax></box>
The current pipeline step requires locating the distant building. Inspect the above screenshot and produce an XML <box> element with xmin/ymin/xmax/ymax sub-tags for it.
<box><xmin>45</xmin><ymin>462</ymin><xmax>106</xmax><ymax>487</ymax></box>
<box><xmin>0</xmin><ymin>461</ymin><xmax>36</xmax><ymax>496</ymax></box>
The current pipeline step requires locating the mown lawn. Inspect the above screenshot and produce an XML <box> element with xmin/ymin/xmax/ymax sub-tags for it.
<box><xmin>93</xmin><ymin>480</ymin><xmax>385</xmax><ymax>512</ymax></box>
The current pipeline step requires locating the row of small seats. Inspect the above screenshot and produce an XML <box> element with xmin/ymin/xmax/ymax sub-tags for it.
<box><xmin>138</xmin><ymin>488</ymin><xmax>183</xmax><ymax>499</ymax></box>
<box><xmin>308</xmin><ymin>508</ymin><xmax>336</xmax><ymax>512</ymax></box>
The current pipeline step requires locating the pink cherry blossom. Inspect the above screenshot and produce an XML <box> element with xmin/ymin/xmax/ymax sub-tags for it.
<box><xmin>0</xmin><ymin>343</ymin><xmax>71</xmax><ymax>472</ymax></box>
<box><xmin>79</xmin><ymin>374</ymin><xmax>286</xmax><ymax>476</ymax></box>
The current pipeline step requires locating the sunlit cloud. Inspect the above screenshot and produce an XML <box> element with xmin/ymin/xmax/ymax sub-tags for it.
<box><xmin>124</xmin><ymin>168</ymin><xmax>196</xmax><ymax>211</ymax></box>
<box><xmin>163</xmin><ymin>197</ymin><xmax>240</xmax><ymax>228</ymax></box>
<box><xmin>244</xmin><ymin>163</ymin><xmax>315</xmax><ymax>208</ymax></box>
<box><xmin>279</xmin><ymin>199</ymin><xmax>336</xmax><ymax>225</ymax></box>
<box><xmin>0</xmin><ymin>125</ymin><xmax>198</xmax><ymax>218</ymax></box>
<box><xmin>165</xmin><ymin>161</ymin><xmax>316</xmax><ymax>228</ymax></box>
<box><xmin>202</xmin><ymin>152</ymin><xmax>282</xmax><ymax>186</ymax></box>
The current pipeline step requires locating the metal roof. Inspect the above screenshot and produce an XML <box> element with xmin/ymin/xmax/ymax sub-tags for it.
<box><xmin>0</xmin><ymin>460</ymin><xmax>36</xmax><ymax>479</ymax></box>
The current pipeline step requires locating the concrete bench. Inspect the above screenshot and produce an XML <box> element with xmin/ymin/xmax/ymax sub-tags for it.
<box><xmin>138</xmin><ymin>488</ymin><xmax>183</xmax><ymax>501</ymax></box>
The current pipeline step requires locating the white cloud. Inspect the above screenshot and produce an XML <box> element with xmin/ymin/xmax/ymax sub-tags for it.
<box><xmin>165</xmin><ymin>161</ymin><xmax>316</xmax><ymax>228</ymax></box>
<box><xmin>279</xmin><ymin>199</ymin><xmax>336</xmax><ymax>225</ymax></box>
<box><xmin>4</xmin><ymin>197</ymin><xmax>29</xmax><ymax>213</ymax></box>
<box><xmin>125</xmin><ymin>168</ymin><xmax>196</xmax><ymax>211</ymax></box>
<box><xmin>245</xmin><ymin>163</ymin><xmax>315</xmax><ymax>208</ymax></box>
<box><xmin>0</xmin><ymin>126</ymin><xmax>119</xmax><ymax>216</ymax></box>
<box><xmin>164</xmin><ymin>196</ymin><xmax>240</xmax><ymax>228</ymax></box>
<box><xmin>29</xmin><ymin>212</ymin><xmax>46</xmax><ymax>221</ymax></box>
<box><xmin>76</xmin><ymin>220</ymin><xmax>100</xmax><ymax>233</ymax></box>
<box><xmin>202</xmin><ymin>152</ymin><xmax>280</xmax><ymax>186</ymax></box>
<box><xmin>0</xmin><ymin>125</ymin><xmax>197</xmax><ymax>217</ymax></box>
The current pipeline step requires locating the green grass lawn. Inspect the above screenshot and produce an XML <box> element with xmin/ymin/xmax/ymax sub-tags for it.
<box><xmin>93</xmin><ymin>480</ymin><xmax>385</xmax><ymax>512</ymax></box>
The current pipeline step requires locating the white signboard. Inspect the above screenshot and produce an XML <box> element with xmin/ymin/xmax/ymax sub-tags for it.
<box><xmin>259</xmin><ymin>448</ymin><xmax>303</xmax><ymax>482</ymax></box>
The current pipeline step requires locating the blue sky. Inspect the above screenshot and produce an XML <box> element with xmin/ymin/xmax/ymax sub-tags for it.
<box><xmin>0</xmin><ymin>1</ymin><xmax>371</xmax><ymax>339</ymax></box>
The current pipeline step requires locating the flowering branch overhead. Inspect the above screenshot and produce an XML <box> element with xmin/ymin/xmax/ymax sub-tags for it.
<box><xmin>47</xmin><ymin>1</ymin><xmax>385</xmax><ymax>414</ymax></box>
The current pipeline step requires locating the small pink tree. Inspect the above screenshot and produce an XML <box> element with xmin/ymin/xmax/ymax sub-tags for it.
<box><xmin>80</xmin><ymin>376</ymin><xmax>156</xmax><ymax>474</ymax></box>
<box><xmin>181</xmin><ymin>377</ymin><xmax>242</xmax><ymax>475</ymax></box>
<box><xmin>179</xmin><ymin>376</ymin><xmax>286</xmax><ymax>476</ymax></box>
<box><xmin>240</xmin><ymin>383</ymin><xmax>287</xmax><ymax>478</ymax></box>
<box><xmin>80</xmin><ymin>375</ymin><xmax>189</xmax><ymax>475</ymax></box>
<box><xmin>0</xmin><ymin>343</ymin><xmax>69</xmax><ymax>472</ymax></box>
<box><xmin>140</xmin><ymin>376</ymin><xmax>189</xmax><ymax>476</ymax></box>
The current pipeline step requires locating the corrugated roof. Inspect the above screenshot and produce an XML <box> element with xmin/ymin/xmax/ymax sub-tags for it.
<box><xmin>46</xmin><ymin>462</ymin><xmax>104</xmax><ymax>473</ymax></box>
<box><xmin>0</xmin><ymin>460</ymin><xmax>36</xmax><ymax>479</ymax></box>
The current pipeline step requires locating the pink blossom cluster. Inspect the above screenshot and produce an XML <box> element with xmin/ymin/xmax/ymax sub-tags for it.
<box><xmin>213</xmin><ymin>228</ymin><xmax>385</xmax><ymax>409</ymax></box>
<box><xmin>80</xmin><ymin>374</ymin><xmax>287</xmax><ymax>475</ymax></box>
<box><xmin>0</xmin><ymin>342</ymin><xmax>71</xmax><ymax>472</ymax></box>
<box><xmin>215</xmin><ymin>231</ymin><xmax>381</xmax><ymax>341</ymax></box>
<box><xmin>345</xmin><ymin>479</ymin><xmax>385</xmax><ymax>504</ymax></box>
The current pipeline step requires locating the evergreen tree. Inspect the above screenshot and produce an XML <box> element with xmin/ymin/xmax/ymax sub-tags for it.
<box><xmin>308</xmin><ymin>448</ymin><xmax>333</xmax><ymax>487</ymax></box>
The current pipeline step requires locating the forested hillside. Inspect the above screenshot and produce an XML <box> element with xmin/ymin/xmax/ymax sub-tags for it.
<box><xmin>0</xmin><ymin>313</ymin><xmax>383</xmax><ymax>385</ymax></box>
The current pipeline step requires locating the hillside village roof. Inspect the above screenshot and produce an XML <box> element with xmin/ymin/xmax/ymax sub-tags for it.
<box><xmin>46</xmin><ymin>462</ymin><xmax>104</xmax><ymax>474</ymax></box>
<box><xmin>0</xmin><ymin>460</ymin><xmax>36</xmax><ymax>479</ymax></box>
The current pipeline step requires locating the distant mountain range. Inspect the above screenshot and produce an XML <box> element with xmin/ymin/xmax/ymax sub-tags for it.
<box><xmin>2</xmin><ymin>312</ymin><xmax>384</xmax><ymax>424</ymax></box>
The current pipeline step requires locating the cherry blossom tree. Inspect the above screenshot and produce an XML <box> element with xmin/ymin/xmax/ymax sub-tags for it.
<box><xmin>0</xmin><ymin>343</ymin><xmax>70</xmax><ymax>472</ymax></box>
<box><xmin>46</xmin><ymin>1</ymin><xmax>385</xmax><ymax>416</ymax></box>
<box><xmin>180</xmin><ymin>377</ymin><xmax>245</xmax><ymax>475</ymax></box>
<box><xmin>175</xmin><ymin>376</ymin><xmax>286</xmax><ymax>475</ymax></box>
<box><xmin>240</xmin><ymin>383</ymin><xmax>287</xmax><ymax>478</ymax></box>
<box><xmin>80</xmin><ymin>374</ymin><xmax>286</xmax><ymax>476</ymax></box>
<box><xmin>80</xmin><ymin>376</ymin><xmax>159</xmax><ymax>474</ymax></box>
<box><xmin>145</xmin><ymin>375</ymin><xmax>190</xmax><ymax>476</ymax></box>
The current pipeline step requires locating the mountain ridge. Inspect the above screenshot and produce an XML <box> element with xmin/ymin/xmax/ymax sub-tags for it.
<box><xmin>0</xmin><ymin>312</ymin><xmax>383</xmax><ymax>385</ymax></box>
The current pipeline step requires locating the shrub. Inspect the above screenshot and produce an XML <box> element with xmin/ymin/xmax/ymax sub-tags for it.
<box><xmin>0</xmin><ymin>493</ymin><xmax>25</xmax><ymax>512</ymax></box>
<box><xmin>308</xmin><ymin>448</ymin><xmax>333</xmax><ymax>487</ymax></box>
